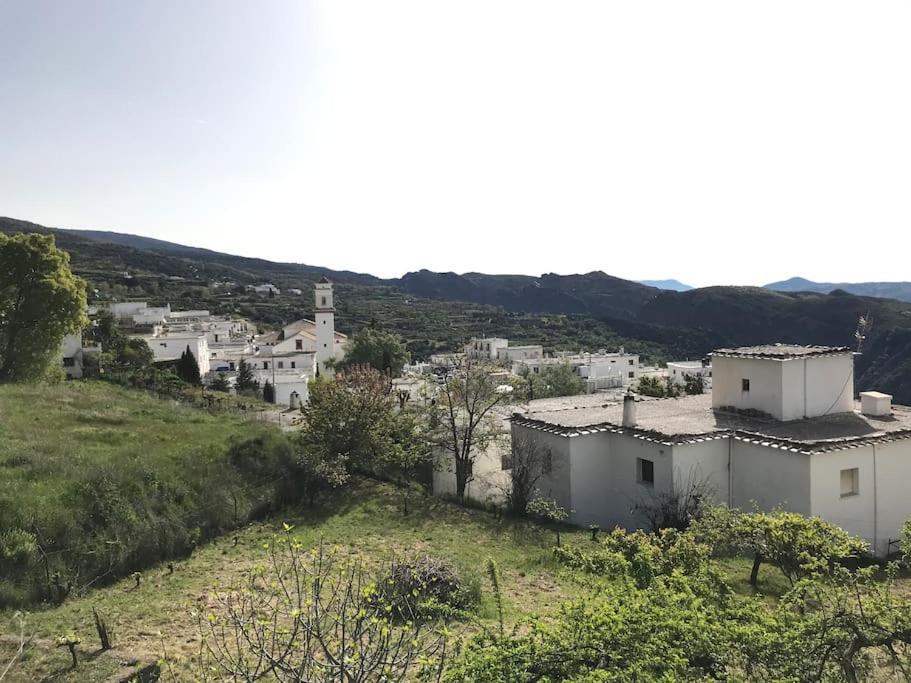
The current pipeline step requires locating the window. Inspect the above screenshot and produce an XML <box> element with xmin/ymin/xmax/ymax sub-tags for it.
<box><xmin>628</xmin><ymin>359</ymin><xmax>634</xmax><ymax>365</ymax></box>
<box><xmin>62</xmin><ymin>357</ymin><xmax>75</xmax><ymax>367</ymax></box>
<box><xmin>263</xmin><ymin>362</ymin><xmax>269</xmax><ymax>370</ymax></box>
<box><xmin>321</xmin><ymin>296</ymin><xmax>327</xmax><ymax>306</ymax></box>
<box><xmin>229</xmin><ymin>362</ymin><xmax>235</xmax><ymax>371</ymax></box>
<box><xmin>840</xmin><ymin>468</ymin><xmax>859</xmax><ymax>497</ymax></box>
<box><xmin>637</xmin><ymin>458</ymin><xmax>654</xmax><ymax>486</ymax></box>
<box><xmin>742</xmin><ymin>378</ymin><xmax>750</xmax><ymax>392</ymax></box>
<box><xmin>278</xmin><ymin>361</ymin><xmax>284</xmax><ymax>369</ymax></box>
<box><xmin>296</xmin><ymin>340</ymin><xmax>303</xmax><ymax>350</ymax></box>
<box><xmin>628</xmin><ymin>371</ymin><xmax>634</xmax><ymax>379</ymax></box>
<box><xmin>291</xmin><ymin>361</ymin><xmax>296</xmax><ymax>369</ymax></box>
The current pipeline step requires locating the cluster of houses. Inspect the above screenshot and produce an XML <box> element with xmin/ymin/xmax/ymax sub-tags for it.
<box><xmin>62</xmin><ymin>278</ymin><xmax>348</xmax><ymax>404</ymax></box>
<box><xmin>61</xmin><ymin>283</ymin><xmax>911</xmax><ymax>557</ymax></box>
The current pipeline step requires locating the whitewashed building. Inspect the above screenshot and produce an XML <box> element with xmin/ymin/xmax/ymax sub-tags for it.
<box><xmin>667</xmin><ymin>360</ymin><xmax>712</xmax><ymax>388</ymax></box>
<box><xmin>60</xmin><ymin>333</ymin><xmax>101</xmax><ymax>379</ymax></box>
<box><xmin>465</xmin><ymin>337</ymin><xmax>509</xmax><ymax>360</ymax></box>
<box><xmin>505</xmin><ymin>344</ymin><xmax>911</xmax><ymax>557</ymax></box>
<box><xmin>512</xmin><ymin>351</ymin><xmax>640</xmax><ymax>390</ymax></box>
<box><xmin>138</xmin><ymin>332</ymin><xmax>211</xmax><ymax>375</ymax></box>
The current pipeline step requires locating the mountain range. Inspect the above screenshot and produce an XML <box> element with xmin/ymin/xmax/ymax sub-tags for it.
<box><xmin>764</xmin><ymin>277</ymin><xmax>911</xmax><ymax>303</ymax></box>
<box><xmin>4</xmin><ymin>216</ymin><xmax>911</xmax><ymax>404</ymax></box>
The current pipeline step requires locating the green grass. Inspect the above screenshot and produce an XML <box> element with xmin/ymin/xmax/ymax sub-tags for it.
<box><xmin>2</xmin><ymin>478</ymin><xmax>591</xmax><ymax>679</ymax></box>
<box><xmin>0</xmin><ymin>380</ymin><xmax>279</xmax><ymax>608</ymax></box>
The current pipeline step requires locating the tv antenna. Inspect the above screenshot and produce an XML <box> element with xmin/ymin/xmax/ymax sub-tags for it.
<box><xmin>854</xmin><ymin>312</ymin><xmax>871</xmax><ymax>354</ymax></box>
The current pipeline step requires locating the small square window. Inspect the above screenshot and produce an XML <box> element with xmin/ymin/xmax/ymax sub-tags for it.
<box><xmin>637</xmin><ymin>458</ymin><xmax>654</xmax><ymax>486</ymax></box>
<box><xmin>628</xmin><ymin>371</ymin><xmax>634</xmax><ymax>379</ymax></box>
<box><xmin>742</xmin><ymin>378</ymin><xmax>750</xmax><ymax>392</ymax></box>
<box><xmin>840</xmin><ymin>468</ymin><xmax>859</xmax><ymax>497</ymax></box>
<box><xmin>628</xmin><ymin>359</ymin><xmax>634</xmax><ymax>365</ymax></box>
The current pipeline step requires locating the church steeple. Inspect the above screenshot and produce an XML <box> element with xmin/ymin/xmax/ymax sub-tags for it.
<box><xmin>314</xmin><ymin>278</ymin><xmax>336</xmax><ymax>375</ymax></box>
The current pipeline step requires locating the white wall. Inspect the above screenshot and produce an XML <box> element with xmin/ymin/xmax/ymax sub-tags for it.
<box><xmin>809</xmin><ymin>446</ymin><xmax>875</xmax><ymax>548</ymax></box>
<box><xmin>433</xmin><ymin>419</ymin><xmax>511</xmax><ymax>505</ymax></box>
<box><xmin>869</xmin><ymin>440</ymin><xmax>911</xmax><ymax>556</ymax></box>
<box><xmin>731</xmin><ymin>440</ymin><xmax>811</xmax><ymax>515</ymax></box>
<box><xmin>672</xmin><ymin>439</ymin><xmax>730</xmax><ymax>507</ymax></box>
<box><xmin>712</xmin><ymin>356</ymin><xmax>784</xmax><ymax>418</ymax></box>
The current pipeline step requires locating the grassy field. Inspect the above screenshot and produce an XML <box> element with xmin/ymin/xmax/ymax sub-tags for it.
<box><xmin>0</xmin><ymin>476</ymin><xmax>813</xmax><ymax>682</ymax></box>
<box><xmin>0</xmin><ymin>381</ymin><xmax>280</xmax><ymax>609</ymax></box>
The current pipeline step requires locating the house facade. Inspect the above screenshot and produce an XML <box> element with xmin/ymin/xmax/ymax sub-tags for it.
<box><xmin>505</xmin><ymin>344</ymin><xmax>911</xmax><ymax>556</ymax></box>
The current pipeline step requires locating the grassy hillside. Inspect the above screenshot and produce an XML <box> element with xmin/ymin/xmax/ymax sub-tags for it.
<box><xmin>1</xmin><ymin>478</ymin><xmax>804</xmax><ymax>682</ymax></box>
<box><xmin>0</xmin><ymin>381</ymin><xmax>282</xmax><ymax>608</ymax></box>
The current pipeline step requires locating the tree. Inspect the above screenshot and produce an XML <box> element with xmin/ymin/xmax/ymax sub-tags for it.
<box><xmin>209</xmin><ymin>373</ymin><xmax>230</xmax><ymax>392</ymax></box>
<box><xmin>539</xmin><ymin>362</ymin><xmax>587</xmax><ymax>397</ymax></box>
<box><xmin>196</xmin><ymin>536</ymin><xmax>447</xmax><ymax>682</ymax></box>
<box><xmin>0</xmin><ymin>233</ymin><xmax>87</xmax><ymax>382</ymax></box>
<box><xmin>262</xmin><ymin>379</ymin><xmax>275</xmax><ymax>403</ymax></box>
<box><xmin>337</xmin><ymin>327</ymin><xmax>410</xmax><ymax>377</ymax></box>
<box><xmin>683</xmin><ymin>373</ymin><xmax>705</xmax><ymax>395</ymax></box>
<box><xmin>429</xmin><ymin>358</ymin><xmax>510</xmax><ymax>504</ymax></box>
<box><xmin>298</xmin><ymin>366</ymin><xmax>427</xmax><ymax>506</ymax></box>
<box><xmin>500</xmin><ymin>432</ymin><xmax>552</xmax><ymax>515</ymax></box>
<box><xmin>691</xmin><ymin>507</ymin><xmax>868</xmax><ymax>587</ymax></box>
<box><xmin>176</xmin><ymin>345</ymin><xmax>201</xmax><ymax>385</ymax></box>
<box><xmin>631</xmin><ymin>472</ymin><xmax>714</xmax><ymax>532</ymax></box>
<box><xmin>636</xmin><ymin>375</ymin><xmax>666</xmax><ymax>397</ymax></box>
<box><xmin>235</xmin><ymin>358</ymin><xmax>259</xmax><ymax>395</ymax></box>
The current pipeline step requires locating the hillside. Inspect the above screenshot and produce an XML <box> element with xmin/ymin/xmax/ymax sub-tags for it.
<box><xmin>766</xmin><ymin>276</ymin><xmax>911</xmax><ymax>303</ymax></box>
<box><xmin>0</xmin><ymin>381</ymin><xmax>280</xmax><ymax>608</ymax></box>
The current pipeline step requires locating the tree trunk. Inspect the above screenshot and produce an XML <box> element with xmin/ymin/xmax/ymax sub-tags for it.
<box><xmin>750</xmin><ymin>553</ymin><xmax>763</xmax><ymax>587</ymax></box>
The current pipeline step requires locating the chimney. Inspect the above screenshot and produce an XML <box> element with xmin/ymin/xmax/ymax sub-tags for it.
<box><xmin>860</xmin><ymin>391</ymin><xmax>892</xmax><ymax>417</ymax></box>
<box><xmin>622</xmin><ymin>393</ymin><xmax>638</xmax><ymax>428</ymax></box>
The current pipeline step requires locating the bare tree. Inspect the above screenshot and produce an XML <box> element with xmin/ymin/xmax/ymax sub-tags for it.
<box><xmin>631</xmin><ymin>470</ymin><xmax>715</xmax><ymax>532</ymax></box>
<box><xmin>499</xmin><ymin>432</ymin><xmax>552</xmax><ymax>515</ymax></box>
<box><xmin>430</xmin><ymin>357</ymin><xmax>509</xmax><ymax>503</ymax></box>
<box><xmin>0</xmin><ymin>612</ymin><xmax>31</xmax><ymax>682</ymax></box>
<box><xmin>196</xmin><ymin>535</ymin><xmax>448</xmax><ymax>682</ymax></box>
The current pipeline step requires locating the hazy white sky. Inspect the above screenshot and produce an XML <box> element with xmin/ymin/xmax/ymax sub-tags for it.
<box><xmin>2</xmin><ymin>1</ymin><xmax>909</xmax><ymax>287</ymax></box>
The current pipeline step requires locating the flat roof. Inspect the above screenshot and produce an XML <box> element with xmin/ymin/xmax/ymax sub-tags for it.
<box><xmin>711</xmin><ymin>344</ymin><xmax>852</xmax><ymax>359</ymax></box>
<box><xmin>513</xmin><ymin>393</ymin><xmax>911</xmax><ymax>453</ymax></box>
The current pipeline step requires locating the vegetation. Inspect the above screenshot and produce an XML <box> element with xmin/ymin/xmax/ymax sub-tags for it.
<box><xmin>430</xmin><ymin>358</ymin><xmax>510</xmax><ymax>503</ymax></box>
<box><xmin>175</xmin><ymin>345</ymin><xmax>201</xmax><ymax>385</ymax></box>
<box><xmin>0</xmin><ymin>381</ymin><xmax>286</xmax><ymax>608</ymax></box>
<box><xmin>337</xmin><ymin>325</ymin><xmax>410</xmax><ymax>376</ymax></box>
<box><xmin>515</xmin><ymin>362</ymin><xmax>587</xmax><ymax>400</ymax></box>
<box><xmin>0</xmin><ymin>233</ymin><xmax>87</xmax><ymax>382</ymax></box>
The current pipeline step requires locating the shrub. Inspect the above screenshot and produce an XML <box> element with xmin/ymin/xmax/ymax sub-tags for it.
<box><xmin>374</xmin><ymin>555</ymin><xmax>480</xmax><ymax>622</ymax></box>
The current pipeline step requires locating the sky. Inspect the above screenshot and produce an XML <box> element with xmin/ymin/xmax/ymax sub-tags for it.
<box><xmin>1</xmin><ymin>1</ymin><xmax>910</xmax><ymax>287</ymax></box>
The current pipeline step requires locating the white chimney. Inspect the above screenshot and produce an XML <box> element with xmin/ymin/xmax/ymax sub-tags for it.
<box><xmin>622</xmin><ymin>393</ymin><xmax>638</xmax><ymax>428</ymax></box>
<box><xmin>860</xmin><ymin>391</ymin><xmax>892</xmax><ymax>417</ymax></box>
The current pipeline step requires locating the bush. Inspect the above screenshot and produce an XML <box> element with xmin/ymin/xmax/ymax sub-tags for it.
<box><xmin>374</xmin><ymin>555</ymin><xmax>480</xmax><ymax>622</ymax></box>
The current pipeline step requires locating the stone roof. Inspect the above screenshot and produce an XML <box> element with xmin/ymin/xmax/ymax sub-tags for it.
<box><xmin>512</xmin><ymin>393</ymin><xmax>911</xmax><ymax>454</ymax></box>
<box><xmin>711</xmin><ymin>344</ymin><xmax>852</xmax><ymax>360</ymax></box>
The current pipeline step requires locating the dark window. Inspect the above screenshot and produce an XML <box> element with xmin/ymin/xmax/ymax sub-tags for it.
<box><xmin>263</xmin><ymin>362</ymin><xmax>269</xmax><ymax>370</ymax></box>
<box><xmin>629</xmin><ymin>359</ymin><xmax>634</xmax><ymax>365</ymax></box>
<box><xmin>278</xmin><ymin>361</ymin><xmax>284</xmax><ymax>369</ymax></box>
<box><xmin>229</xmin><ymin>362</ymin><xmax>235</xmax><ymax>371</ymax></box>
<box><xmin>628</xmin><ymin>371</ymin><xmax>634</xmax><ymax>378</ymax></box>
<box><xmin>637</xmin><ymin>458</ymin><xmax>654</xmax><ymax>486</ymax></box>
<box><xmin>296</xmin><ymin>339</ymin><xmax>303</xmax><ymax>350</ymax></box>
<box><xmin>291</xmin><ymin>361</ymin><xmax>296</xmax><ymax>369</ymax></box>
<box><xmin>62</xmin><ymin>357</ymin><xmax>75</xmax><ymax>367</ymax></box>
<box><xmin>742</xmin><ymin>378</ymin><xmax>750</xmax><ymax>392</ymax></box>
<box><xmin>321</xmin><ymin>296</ymin><xmax>327</xmax><ymax>306</ymax></box>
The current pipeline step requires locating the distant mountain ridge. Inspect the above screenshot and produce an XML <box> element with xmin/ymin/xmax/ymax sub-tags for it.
<box><xmin>637</xmin><ymin>279</ymin><xmax>693</xmax><ymax>292</ymax></box>
<box><xmin>765</xmin><ymin>277</ymin><xmax>911</xmax><ymax>303</ymax></box>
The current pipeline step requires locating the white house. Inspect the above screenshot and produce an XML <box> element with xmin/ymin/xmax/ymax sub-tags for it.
<box><xmin>501</xmin><ymin>343</ymin><xmax>911</xmax><ymax>557</ymax></box>
<box><xmin>496</xmin><ymin>345</ymin><xmax>544</xmax><ymax>363</ymax></box>
<box><xmin>249</xmin><ymin>283</ymin><xmax>281</xmax><ymax>295</ymax></box>
<box><xmin>60</xmin><ymin>334</ymin><xmax>101</xmax><ymax>379</ymax></box>
<box><xmin>667</xmin><ymin>360</ymin><xmax>712</xmax><ymax>388</ymax></box>
<box><xmin>465</xmin><ymin>337</ymin><xmax>509</xmax><ymax>360</ymax></box>
<box><xmin>135</xmin><ymin>332</ymin><xmax>210</xmax><ymax>375</ymax></box>
<box><xmin>512</xmin><ymin>351</ymin><xmax>640</xmax><ymax>390</ymax></box>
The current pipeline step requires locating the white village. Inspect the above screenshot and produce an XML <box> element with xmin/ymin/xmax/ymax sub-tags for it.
<box><xmin>56</xmin><ymin>279</ymin><xmax>911</xmax><ymax>560</ymax></box>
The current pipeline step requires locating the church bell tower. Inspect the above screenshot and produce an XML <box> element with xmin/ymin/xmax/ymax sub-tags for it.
<box><xmin>314</xmin><ymin>277</ymin><xmax>335</xmax><ymax>376</ymax></box>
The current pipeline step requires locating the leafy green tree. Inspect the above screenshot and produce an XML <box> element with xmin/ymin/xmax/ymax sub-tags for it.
<box><xmin>539</xmin><ymin>362</ymin><xmax>587</xmax><ymax>397</ymax></box>
<box><xmin>337</xmin><ymin>327</ymin><xmax>410</xmax><ymax>377</ymax></box>
<box><xmin>692</xmin><ymin>507</ymin><xmax>868</xmax><ymax>587</ymax></box>
<box><xmin>683</xmin><ymin>373</ymin><xmax>705</xmax><ymax>395</ymax></box>
<box><xmin>262</xmin><ymin>380</ymin><xmax>275</xmax><ymax>403</ymax></box>
<box><xmin>209</xmin><ymin>373</ymin><xmax>231</xmax><ymax>392</ymax></box>
<box><xmin>176</xmin><ymin>345</ymin><xmax>201</xmax><ymax>385</ymax></box>
<box><xmin>0</xmin><ymin>233</ymin><xmax>88</xmax><ymax>382</ymax></box>
<box><xmin>298</xmin><ymin>366</ymin><xmax>427</xmax><ymax>505</ymax></box>
<box><xmin>636</xmin><ymin>375</ymin><xmax>666</xmax><ymax>397</ymax></box>
<box><xmin>235</xmin><ymin>358</ymin><xmax>259</xmax><ymax>395</ymax></box>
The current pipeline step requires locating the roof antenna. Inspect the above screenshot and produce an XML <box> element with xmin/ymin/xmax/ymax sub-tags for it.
<box><xmin>854</xmin><ymin>312</ymin><xmax>871</xmax><ymax>354</ymax></box>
